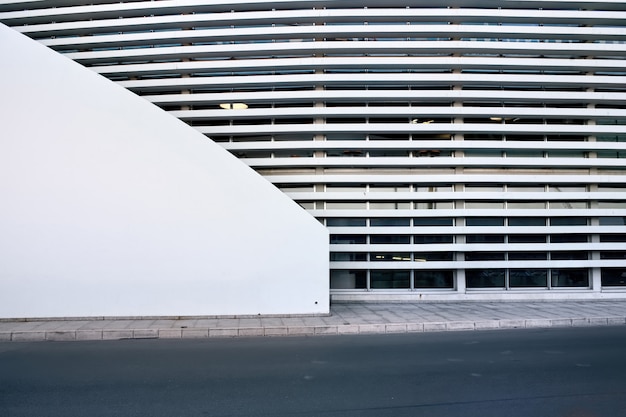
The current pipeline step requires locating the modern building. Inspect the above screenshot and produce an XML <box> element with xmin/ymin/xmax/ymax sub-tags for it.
<box><xmin>2</xmin><ymin>0</ymin><xmax>626</xmax><ymax>305</ymax></box>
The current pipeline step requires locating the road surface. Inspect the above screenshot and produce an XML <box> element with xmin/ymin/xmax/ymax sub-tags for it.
<box><xmin>1</xmin><ymin>326</ymin><xmax>625</xmax><ymax>416</ymax></box>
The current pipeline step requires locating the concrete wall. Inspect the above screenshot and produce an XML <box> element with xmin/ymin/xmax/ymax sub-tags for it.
<box><xmin>0</xmin><ymin>24</ymin><xmax>329</xmax><ymax>318</ymax></box>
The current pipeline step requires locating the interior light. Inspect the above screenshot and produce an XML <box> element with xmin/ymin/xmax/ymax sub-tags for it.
<box><xmin>490</xmin><ymin>117</ymin><xmax>503</xmax><ymax>121</ymax></box>
<box><xmin>219</xmin><ymin>103</ymin><xmax>248</xmax><ymax>110</ymax></box>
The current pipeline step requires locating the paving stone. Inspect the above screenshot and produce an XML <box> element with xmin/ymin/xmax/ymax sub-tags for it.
<box><xmin>46</xmin><ymin>331</ymin><xmax>76</xmax><ymax>341</ymax></box>
<box><xmin>498</xmin><ymin>320</ymin><xmax>525</xmax><ymax>329</ymax></box>
<box><xmin>102</xmin><ymin>330</ymin><xmax>133</xmax><ymax>340</ymax></box>
<box><xmin>550</xmin><ymin>318</ymin><xmax>572</xmax><ymax>327</ymax></box>
<box><xmin>406</xmin><ymin>323</ymin><xmax>424</xmax><ymax>332</ymax></box>
<box><xmin>572</xmin><ymin>318</ymin><xmax>593</xmax><ymax>327</ymax></box>
<box><xmin>4</xmin><ymin>301</ymin><xmax>626</xmax><ymax>343</ymax></box>
<box><xmin>446</xmin><ymin>321</ymin><xmax>475</xmax><ymax>331</ymax></box>
<box><xmin>588</xmin><ymin>317</ymin><xmax>609</xmax><ymax>326</ymax></box>
<box><xmin>607</xmin><ymin>317</ymin><xmax>626</xmax><ymax>325</ymax></box>
<box><xmin>158</xmin><ymin>329</ymin><xmax>182</xmax><ymax>338</ymax></box>
<box><xmin>76</xmin><ymin>330</ymin><xmax>103</xmax><ymax>341</ymax></box>
<box><xmin>337</xmin><ymin>325</ymin><xmax>360</xmax><ymax>335</ymax></box>
<box><xmin>288</xmin><ymin>326</ymin><xmax>316</xmax><ymax>336</ymax></box>
<box><xmin>423</xmin><ymin>322</ymin><xmax>447</xmax><ymax>332</ymax></box>
<box><xmin>237</xmin><ymin>328</ymin><xmax>264</xmax><ymax>337</ymax></box>
<box><xmin>474</xmin><ymin>321</ymin><xmax>500</xmax><ymax>330</ymax></box>
<box><xmin>314</xmin><ymin>326</ymin><xmax>338</xmax><ymax>335</ymax></box>
<box><xmin>133</xmin><ymin>329</ymin><xmax>158</xmax><ymax>339</ymax></box>
<box><xmin>358</xmin><ymin>324</ymin><xmax>386</xmax><ymax>334</ymax></box>
<box><xmin>12</xmin><ymin>331</ymin><xmax>46</xmax><ymax>342</ymax></box>
<box><xmin>525</xmin><ymin>319</ymin><xmax>553</xmax><ymax>328</ymax></box>
<box><xmin>209</xmin><ymin>328</ymin><xmax>238</xmax><ymax>338</ymax></box>
<box><xmin>181</xmin><ymin>329</ymin><xmax>209</xmax><ymax>338</ymax></box>
<box><xmin>385</xmin><ymin>323</ymin><xmax>407</xmax><ymax>333</ymax></box>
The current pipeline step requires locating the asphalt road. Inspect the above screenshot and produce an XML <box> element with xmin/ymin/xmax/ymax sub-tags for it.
<box><xmin>1</xmin><ymin>327</ymin><xmax>626</xmax><ymax>417</ymax></box>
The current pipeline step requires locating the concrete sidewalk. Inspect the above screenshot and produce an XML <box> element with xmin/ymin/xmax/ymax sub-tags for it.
<box><xmin>1</xmin><ymin>301</ymin><xmax>626</xmax><ymax>342</ymax></box>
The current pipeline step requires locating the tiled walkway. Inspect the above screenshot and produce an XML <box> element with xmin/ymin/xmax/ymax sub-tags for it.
<box><xmin>1</xmin><ymin>301</ymin><xmax>625</xmax><ymax>342</ymax></box>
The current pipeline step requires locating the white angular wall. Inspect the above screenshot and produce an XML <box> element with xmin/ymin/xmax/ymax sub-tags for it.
<box><xmin>0</xmin><ymin>23</ymin><xmax>329</xmax><ymax>318</ymax></box>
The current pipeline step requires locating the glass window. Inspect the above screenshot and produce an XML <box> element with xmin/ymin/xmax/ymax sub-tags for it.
<box><xmin>370</xmin><ymin>270</ymin><xmax>410</xmax><ymax>289</ymax></box>
<box><xmin>414</xmin><ymin>270</ymin><xmax>454</xmax><ymax>288</ymax></box>
<box><xmin>326</xmin><ymin>218</ymin><xmax>366</xmax><ymax>227</ymax></box>
<box><xmin>600</xmin><ymin>251</ymin><xmax>626</xmax><ymax>259</ymax></box>
<box><xmin>415</xmin><ymin>201</ymin><xmax>454</xmax><ymax>209</ymax></box>
<box><xmin>550</xmin><ymin>235</ymin><xmax>588</xmax><ymax>243</ymax></box>
<box><xmin>551</xmin><ymin>251</ymin><xmax>587</xmax><ymax>260</ymax></box>
<box><xmin>466</xmin><ymin>269</ymin><xmax>506</xmax><ymax>288</ymax></box>
<box><xmin>370</xmin><ymin>218</ymin><xmax>410</xmax><ymax>227</ymax></box>
<box><xmin>601</xmin><ymin>268</ymin><xmax>626</xmax><ymax>287</ymax></box>
<box><xmin>370</xmin><ymin>253</ymin><xmax>411</xmax><ymax>261</ymax></box>
<box><xmin>369</xmin><ymin>202</ymin><xmax>412</xmax><ymax>210</ymax></box>
<box><xmin>330</xmin><ymin>270</ymin><xmax>366</xmax><ymax>289</ymax></box>
<box><xmin>509</xmin><ymin>217</ymin><xmax>546</xmax><ymax>226</ymax></box>
<box><xmin>330</xmin><ymin>235</ymin><xmax>366</xmax><ymax>244</ymax></box>
<box><xmin>507</xmin><ymin>150</ymin><xmax>544</xmax><ymax>158</ymax></box>
<box><xmin>371</xmin><ymin>235</ymin><xmax>411</xmax><ymax>244</ymax></box>
<box><xmin>279</xmin><ymin>185</ymin><xmax>314</xmax><ymax>192</ymax></box>
<box><xmin>507</xmin><ymin>186</ymin><xmax>544</xmax><ymax>192</ymax></box>
<box><xmin>508</xmin><ymin>252</ymin><xmax>547</xmax><ymax>260</ymax></box>
<box><xmin>551</xmin><ymin>269</ymin><xmax>589</xmax><ymax>287</ymax></box>
<box><xmin>599</xmin><ymin>217</ymin><xmax>626</xmax><ymax>225</ymax></box>
<box><xmin>465</xmin><ymin>201</ymin><xmax>505</xmax><ymax>209</ymax></box>
<box><xmin>370</xmin><ymin>185</ymin><xmax>411</xmax><ymax>192</ymax></box>
<box><xmin>415</xmin><ymin>186</ymin><xmax>453</xmax><ymax>192</ymax></box>
<box><xmin>465</xmin><ymin>252</ymin><xmax>505</xmax><ymax>261</ymax></box>
<box><xmin>598</xmin><ymin>186</ymin><xmax>626</xmax><ymax>192</ymax></box>
<box><xmin>507</xmin><ymin>201</ymin><xmax>545</xmax><ymax>209</ymax></box>
<box><xmin>549</xmin><ymin>201</ymin><xmax>587</xmax><ymax>209</ymax></box>
<box><xmin>414</xmin><ymin>252</ymin><xmax>454</xmax><ymax>261</ymax></box>
<box><xmin>509</xmin><ymin>269</ymin><xmax>548</xmax><ymax>287</ymax></box>
<box><xmin>600</xmin><ymin>234</ymin><xmax>626</xmax><ymax>242</ymax></box>
<box><xmin>508</xmin><ymin>235</ymin><xmax>547</xmax><ymax>243</ymax></box>
<box><xmin>550</xmin><ymin>217</ymin><xmax>587</xmax><ymax>226</ymax></box>
<box><xmin>330</xmin><ymin>253</ymin><xmax>367</xmax><ymax>261</ymax></box>
<box><xmin>465</xmin><ymin>186</ymin><xmax>503</xmax><ymax>192</ymax></box>
<box><xmin>326</xmin><ymin>202</ymin><xmax>367</xmax><ymax>209</ymax></box>
<box><xmin>466</xmin><ymin>217</ymin><xmax>504</xmax><ymax>226</ymax></box>
<box><xmin>414</xmin><ymin>218</ymin><xmax>453</xmax><ymax>226</ymax></box>
<box><xmin>466</xmin><ymin>235</ymin><xmax>505</xmax><ymax>244</ymax></box>
<box><xmin>414</xmin><ymin>235</ymin><xmax>454</xmax><ymax>244</ymax></box>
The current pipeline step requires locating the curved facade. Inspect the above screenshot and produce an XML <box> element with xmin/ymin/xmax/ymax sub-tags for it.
<box><xmin>3</xmin><ymin>0</ymin><xmax>626</xmax><ymax>301</ymax></box>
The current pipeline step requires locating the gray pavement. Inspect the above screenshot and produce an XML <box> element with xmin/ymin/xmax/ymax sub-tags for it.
<box><xmin>1</xmin><ymin>300</ymin><xmax>625</xmax><ymax>342</ymax></box>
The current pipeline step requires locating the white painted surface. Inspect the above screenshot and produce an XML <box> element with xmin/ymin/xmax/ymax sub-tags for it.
<box><xmin>0</xmin><ymin>24</ymin><xmax>329</xmax><ymax>318</ymax></box>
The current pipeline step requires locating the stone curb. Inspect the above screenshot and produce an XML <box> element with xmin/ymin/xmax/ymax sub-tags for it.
<box><xmin>0</xmin><ymin>317</ymin><xmax>624</xmax><ymax>342</ymax></box>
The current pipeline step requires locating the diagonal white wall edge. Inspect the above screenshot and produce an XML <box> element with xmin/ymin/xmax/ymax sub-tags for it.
<box><xmin>0</xmin><ymin>23</ymin><xmax>329</xmax><ymax>318</ymax></box>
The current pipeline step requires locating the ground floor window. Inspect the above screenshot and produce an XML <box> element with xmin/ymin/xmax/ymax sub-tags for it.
<box><xmin>370</xmin><ymin>270</ymin><xmax>410</xmax><ymax>289</ymax></box>
<box><xmin>601</xmin><ymin>268</ymin><xmax>626</xmax><ymax>287</ymax></box>
<box><xmin>414</xmin><ymin>270</ymin><xmax>454</xmax><ymax>288</ymax></box>
<box><xmin>330</xmin><ymin>269</ymin><xmax>454</xmax><ymax>290</ymax></box>
<box><xmin>466</xmin><ymin>268</ymin><xmax>589</xmax><ymax>289</ymax></box>
<box><xmin>330</xmin><ymin>268</ymin><xmax>592</xmax><ymax>290</ymax></box>
<box><xmin>466</xmin><ymin>269</ymin><xmax>505</xmax><ymax>288</ymax></box>
<box><xmin>330</xmin><ymin>270</ymin><xmax>366</xmax><ymax>289</ymax></box>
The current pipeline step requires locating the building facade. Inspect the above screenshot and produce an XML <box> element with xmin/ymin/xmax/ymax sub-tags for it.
<box><xmin>3</xmin><ymin>0</ymin><xmax>626</xmax><ymax>301</ymax></box>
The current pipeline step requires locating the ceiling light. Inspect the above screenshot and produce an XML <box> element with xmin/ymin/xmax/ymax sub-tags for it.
<box><xmin>219</xmin><ymin>103</ymin><xmax>248</xmax><ymax>110</ymax></box>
